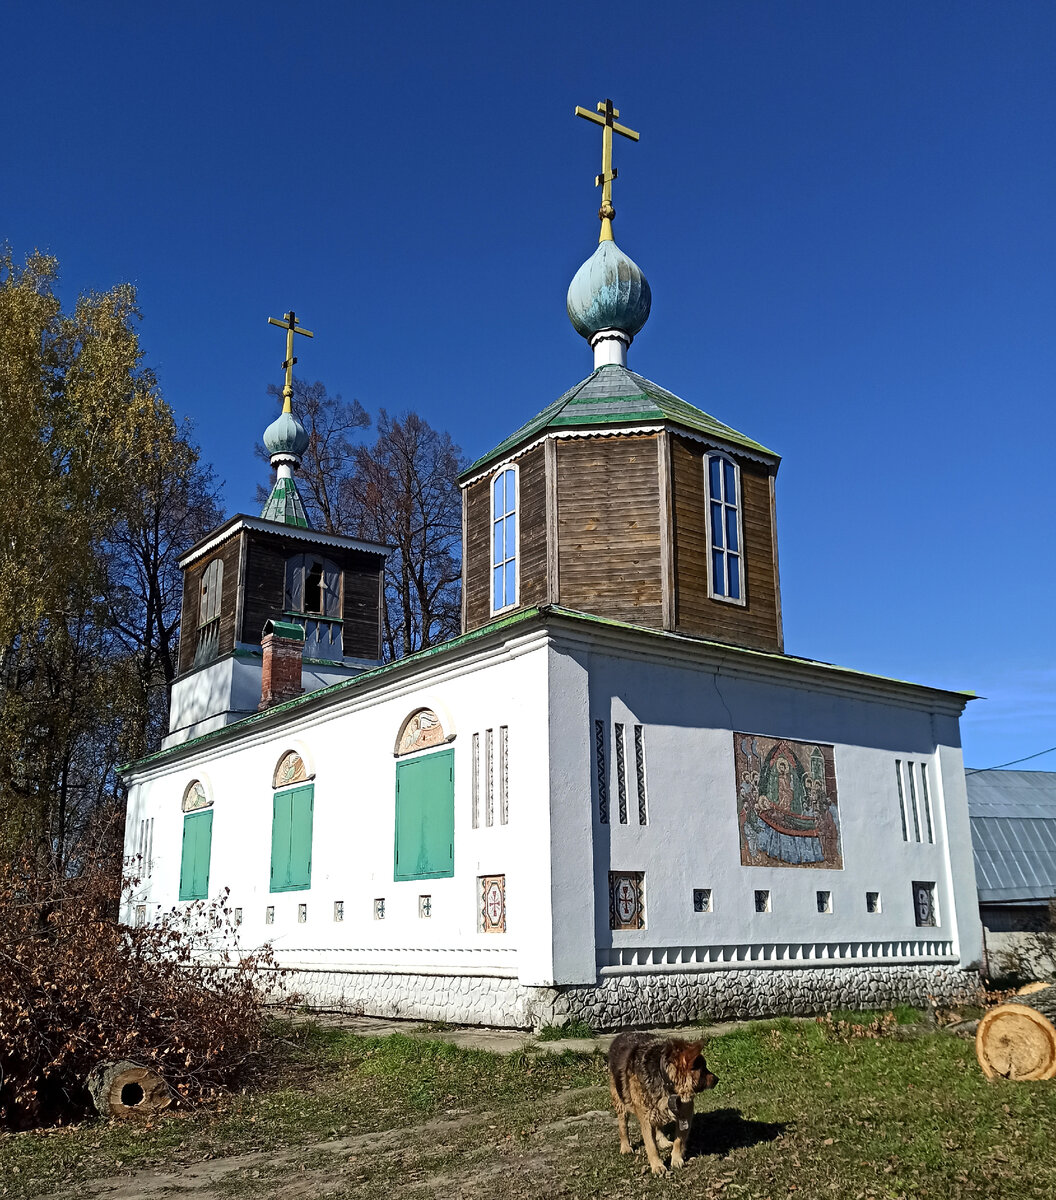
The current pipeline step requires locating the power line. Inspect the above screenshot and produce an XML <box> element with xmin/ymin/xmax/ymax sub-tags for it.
<box><xmin>965</xmin><ymin>744</ymin><xmax>1056</xmax><ymax>774</ymax></box>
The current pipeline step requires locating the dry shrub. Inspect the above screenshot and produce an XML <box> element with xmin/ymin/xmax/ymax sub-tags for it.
<box><xmin>0</xmin><ymin>851</ymin><xmax>285</xmax><ymax>1130</ymax></box>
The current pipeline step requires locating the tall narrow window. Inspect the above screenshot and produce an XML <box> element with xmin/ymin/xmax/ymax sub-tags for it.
<box><xmin>499</xmin><ymin>725</ymin><xmax>509</xmax><ymax>824</ymax></box>
<box><xmin>179</xmin><ymin>780</ymin><xmax>213</xmax><ymax>901</ymax></box>
<box><xmin>491</xmin><ymin>466</ymin><xmax>518</xmax><ymax>612</ymax></box>
<box><xmin>907</xmin><ymin>760</ymin><xmax>922</xmax><ymax>842</ymax></box>
<box><xmin>894</xmin><ymin>759</ymin><xmax>909</xmax><ymax>841</ymax></box>
<box><xmin>705</xmin><ymin>454</ymin><xmax>743</xmax><ymax>603</ymax></box>
<box><xmin>270</xmin><ymin>751</ymin><xmax>314</xmax><ymax>893</ymax></box>
<box><xmin>919</xmin><ymin>763</ymin><xmax>934</xmax><ymax>843</ymax></box>
<box><xmin>193</xmin><ymin>558</ymin><xmax>223</xmax><ymax>667</ymax></box>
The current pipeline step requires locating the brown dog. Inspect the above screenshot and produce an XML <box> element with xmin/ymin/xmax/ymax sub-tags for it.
<box><xmin>607</xmin><ymin>1031</ymin><xmax>718</xmax><ymax>1174</ymax></box>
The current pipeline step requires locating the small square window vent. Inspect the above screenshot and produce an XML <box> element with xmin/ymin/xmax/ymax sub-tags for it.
<box><xmin>373</xmin><ymin>897</ymin><xmax>385</xmax><ymax>920</ymax></box>
<box><xmin>297</xmin><ymin>903</ymin><xmax>307</xmax><ymax>923</ymax></box>
<box><xmin>265</xmin><ymin>906</ymin><xmax>275</xmax><ymax>925</ymax></box>
<box><xmin>334</xmin><ymin>900</ymin><xmax>344</xmax><ymax>922</ymax></box>
<box><xmin>419</xmin><ymin>895</ymin><xmax>432</xmax><ymax>918</ymax></box>
<box><xmin>817</xmin><ymin>890</ymin><xmax>832</xmax><ymax>914</ymax></box>
<box><xmin>754</xmin><ymin>889</ymin><xmax>771</xmax><ymax>913</ymax></box>
<box><xmin>693</xmin><ymin>888</ymin><xmax>713</xmax><ymax>913</ymax></box>
<box><xmin>866</xmin><ymin>891</ymin><xmax>881</xmax><ymax>914</ymax></box>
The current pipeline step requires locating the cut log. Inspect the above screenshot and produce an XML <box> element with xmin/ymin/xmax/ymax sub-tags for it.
<box><xmin>976</xmin><ymin>984</ymin><xmax>1056</xmax><ymax>1081</ymax></box>
<box><xmin>87</xmin><ymin>1060</ymin><xmax>172</xmax><ymax>1118</ymax></box>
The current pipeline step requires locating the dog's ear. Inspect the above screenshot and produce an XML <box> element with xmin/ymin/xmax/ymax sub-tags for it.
<box><xmin>681</xmin><ymin>1041</ymin><xmax>704</xmax><ymax>1067</ymax></box>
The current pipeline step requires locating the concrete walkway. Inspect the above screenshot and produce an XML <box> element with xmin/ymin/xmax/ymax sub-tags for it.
<box><xmin>298</xmin><ymin>1010</ymin><xmax>752</xmax><ymax>1054</ymax></box>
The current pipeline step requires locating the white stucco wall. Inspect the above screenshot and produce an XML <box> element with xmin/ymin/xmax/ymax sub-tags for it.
<box><xmin>124</xmin><ymin>614</ymin><xmax>983</xmax><ymax>1024</ymax></box>
<box><xmin>164</xmin><ymin>652</ymin><xmax>376</xmax><ymax>748</ymax></box>
<box><xmin>126</xmin><ymin>627</ymin><xmax>553</xmax><ymax>981</ymax></box>
<box><xmin>543</xmin><ymin>625</ymin><xmax>983</xmax><ymax>979</ymax></box>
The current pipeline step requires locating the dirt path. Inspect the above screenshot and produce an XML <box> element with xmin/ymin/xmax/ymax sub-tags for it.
<box><xmin>40</xmin><ymin>1087</ymin><xmax>634</xmax><ymax>1200</ymax></box>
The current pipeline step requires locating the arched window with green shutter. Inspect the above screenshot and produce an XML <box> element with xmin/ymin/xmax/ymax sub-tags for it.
<box><xmin>270</xmin><ymin>750</ymin><xmax>315</xmax><ymax>892</ymax></box>
<box><xmin>178</xmin><ymin>780</ymin><xmax>213</xmax><ymax>900</ymax></box>
<box><xmin>394</xmin><ymin>713</ymin><xmax>455</xmax><ymax>881</ymax></box>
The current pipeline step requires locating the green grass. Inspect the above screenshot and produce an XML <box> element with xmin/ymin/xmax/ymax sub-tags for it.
<box><xmin>2</xmin><ymin>1015</ymin><xmax>1056</xmax><ymax>1200</ymax></box>
<box><xmin>536</xmin><ymin>1018</ymin><xmax>595</xmax><ymax>1041</ymax></box>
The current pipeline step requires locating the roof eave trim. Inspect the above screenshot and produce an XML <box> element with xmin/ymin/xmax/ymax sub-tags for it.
<box><xmin>179</xmin><ymin>515</ymin><xmax>391</xmax><ymax>568</ymax></box>
<box><xmin>459</xmin><ymin>423</ymin><xmax>779</xmax><ymax>489</ymax></box>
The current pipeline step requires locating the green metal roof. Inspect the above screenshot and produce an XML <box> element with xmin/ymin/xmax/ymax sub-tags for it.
<box><xmin>461</xmin><ymin>363</ymin><xmax>778</xmax><ymax>481</ymax></box>
<box><xmin>260</xmin><ymin>476</ymin><xmax>309</xmax><ymax>528</ymax></box>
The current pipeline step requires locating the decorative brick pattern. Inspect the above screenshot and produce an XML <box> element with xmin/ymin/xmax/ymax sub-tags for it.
<box><xmin>634</xmin><ymin>724</ymin><xmax>647</xmax><ymax>825</ymax></box>
<box><xmin>615</xmin><ymin>723</ymin><xmax>628</xmax><ymax>824</ymax></box>
<box><xmin>594</xmin><ymin>719</ymin><xmax>608</xmax><ymax>824</ymax></box>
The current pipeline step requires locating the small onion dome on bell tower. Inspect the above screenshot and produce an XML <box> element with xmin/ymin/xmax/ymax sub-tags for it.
<box><xmin>260</xmin><ymin>408</ymin><xmax>311</xmax><ymax>529</ymax></box>
<box><xmin>263</xmin><ymin>409</ymin><xmax>311</xmax><ymax>461</ymax></box>
<box><xmin>261</xmin><ymin>310</ymin><xmax>314</xmax><ymax>529</ymax></box>
<box><xmin>566</xmin><ymin>239</ymin><xmax>651</xmax><ymax>367</ymax></box>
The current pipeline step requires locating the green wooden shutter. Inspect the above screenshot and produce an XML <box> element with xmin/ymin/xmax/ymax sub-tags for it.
<box><xmin>394</xmin><ymin>750</ymin><xmax>454</xmax><ymax>881</ymax></box>
<box><xmin>288</xmin><ymin>785</ymin><xmax>313</xmax><ymax>888</ymax></box>
<box><xmin>179</xmin><ymin>816</ymin><xmax>195</xmax><ymax>900</ymax></box>
<box><xmin>271</xmin><ymin>784</ymin><xmax>313</xmax><ymax>892</ymax></box>
<box><xmin>192</xmin><ymin>810</ymin><xmax>212</xmax><ymax>898</ymax></box>
<box><xmin>179</xmin><ymin>810</ymin><xmax>213</xmax><ymax>900</ymax></box>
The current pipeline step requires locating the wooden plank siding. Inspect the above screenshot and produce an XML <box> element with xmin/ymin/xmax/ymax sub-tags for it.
<box><xmin>555</xmin><ymin>434</ymin><xmax>664</xmax><ymax>626</ymax></box>
<box><xmin>239</xmin><ymin>531</ymin><xmax>384</xmax><ymax>660</ymax></box>
<box><xmin>176</xmin><ymin>533</ymin><xmax>243</xmax><ymax>676</ymax></box>
<box><xmin>461</xmin><ymin>444</ymin><xmax>547</xmax><ymax>633</ymax></box>
<box><xmin>670</xmin><ymin>434</ymin><xmax>782</xmax><ymax>652</ymax></box>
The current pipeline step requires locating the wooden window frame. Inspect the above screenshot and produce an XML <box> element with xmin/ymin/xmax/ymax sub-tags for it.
<box><xmin>703</xmin><ymin>453</ymin><xmax>746</xmax><ymax>607</ymax></box>
<box><xmin>489</xmin><ymin>464</ymin><xmax>520</xmax><ymax>615</ymax></box>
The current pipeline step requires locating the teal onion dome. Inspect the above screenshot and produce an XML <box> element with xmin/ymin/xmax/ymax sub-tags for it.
<box><xmin>263</xmin><ymin>410</ymin><xmax>310</xmax><ymax>460</ymax></box>
<box><xmin>566</xmin><ymin>239</ymin><xmax>651</xmax><ymax>341</ymax></box>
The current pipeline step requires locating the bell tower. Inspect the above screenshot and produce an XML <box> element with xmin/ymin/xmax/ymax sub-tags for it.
<box><xmin>163</xmin><ymin>312</ymin><xmax>389</xmax><ymax>748</ymax></box>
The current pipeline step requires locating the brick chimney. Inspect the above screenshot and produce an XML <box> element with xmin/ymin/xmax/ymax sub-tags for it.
<box><xmin>259</xmin><ymin>620</ymin><xmax>305</xmax><ymax>710</ymax></box>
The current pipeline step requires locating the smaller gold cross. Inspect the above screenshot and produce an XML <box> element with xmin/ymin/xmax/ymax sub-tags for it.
<box><xmin>574</xmin><ymin>98</ymin><xmax>640</xmax><ymax>242</ymax></box>
<box><xmin>267</xmin><ymin>310</ymin><xmax>314</xmax><ymax>413</ymax></box>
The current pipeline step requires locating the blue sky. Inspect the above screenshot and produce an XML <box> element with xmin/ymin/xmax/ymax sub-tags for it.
<box><xmin>6</xmin><ymin>1</ymin><xmax>1056</xmax><ymax>770</ymax></box>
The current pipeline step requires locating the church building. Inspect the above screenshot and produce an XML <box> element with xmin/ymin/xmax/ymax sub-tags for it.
<box><xmin>121</xmin><ymin>102</ymin><xmax>982</xmax><ymax>1028</ymax></box>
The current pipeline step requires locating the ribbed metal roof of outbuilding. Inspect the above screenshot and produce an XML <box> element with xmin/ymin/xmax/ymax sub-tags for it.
<box><xmin>967</xmin><ymin>770</ymin><xmax>1056</xmax><ymax>903</ymax></box>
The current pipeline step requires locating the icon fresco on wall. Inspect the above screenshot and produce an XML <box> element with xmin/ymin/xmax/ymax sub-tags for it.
<box><xmin>396</xmin><ymin>708</ymin><xmax>447</xmax><ymax>756</ymax></box>
<box><xmin>734</xmin><ymin>733</ymin><xmax>842</xmax><ymax>869</ymax></box>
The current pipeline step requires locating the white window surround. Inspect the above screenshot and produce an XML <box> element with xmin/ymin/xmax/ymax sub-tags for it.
<box><xmin>704</xmin><ymin>452</ymin><xmax>746</xmax><ymax>607</ymax></box>
<box><xmin>490</xmin><ymin>463</ymin><xmax>520</xmax><ymax>615</ymax></box>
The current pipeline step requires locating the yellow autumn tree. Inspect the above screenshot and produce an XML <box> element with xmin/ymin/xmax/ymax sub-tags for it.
<box><xmin>0</xmin><ymin>249</ymin><xmax>220</xmax><ymax>866</ymax></box>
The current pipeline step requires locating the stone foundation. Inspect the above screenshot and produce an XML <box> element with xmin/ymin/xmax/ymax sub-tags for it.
<box><xmin>279</xmin><ymin>962</ymin><xmax>982</xmax><ymax>1030</ymax></box>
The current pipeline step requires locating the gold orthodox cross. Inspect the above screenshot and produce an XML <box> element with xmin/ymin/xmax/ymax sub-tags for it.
<box><xmin>267</xmin><ymin>310</ymin><xmax>314</xmax><ymax>413</ymax></box>
<box><xmin>574</xmin><ymin>98</ymin><xmax>639</xmax><ymax>243</ymax></box>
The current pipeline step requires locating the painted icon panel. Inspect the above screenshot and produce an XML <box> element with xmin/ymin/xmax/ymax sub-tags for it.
<box><xmin>735</xmin><ymin>733</ymin><xmax>842</xmax><ymax>869</ymax></box>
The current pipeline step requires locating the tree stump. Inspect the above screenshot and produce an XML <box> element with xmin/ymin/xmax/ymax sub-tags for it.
<box><xmin>976</xmin><ymin>985</ymin><xmax>1056</xmax><ymax>1081</ymax></box>
<box><xmin>87</xmin><ymin>1061</ymin><xmax>172</xmax><ymax>1118</ymax></box>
